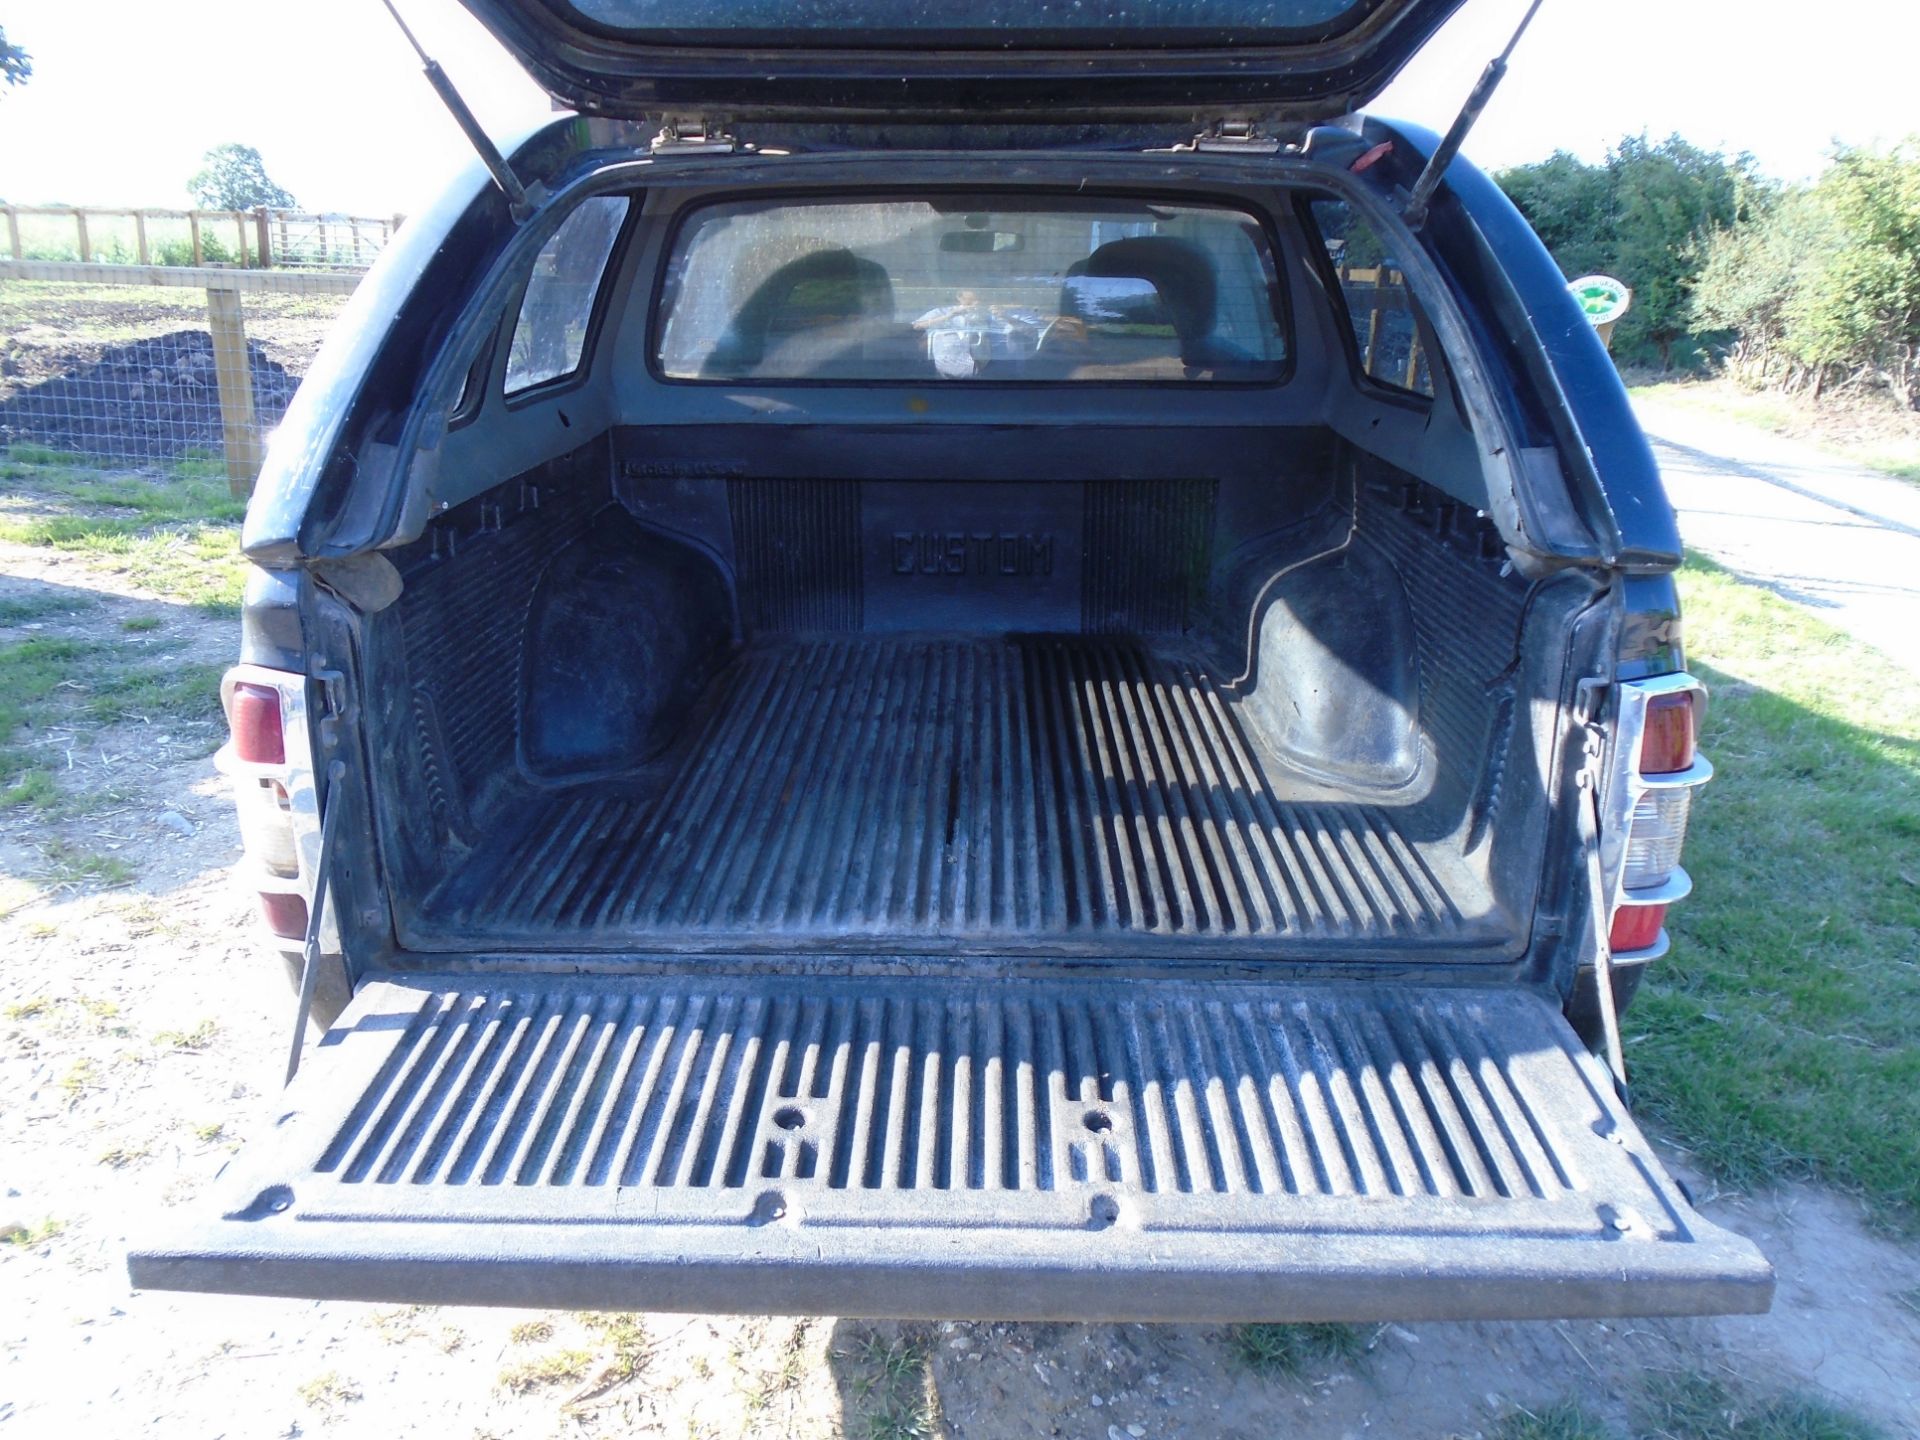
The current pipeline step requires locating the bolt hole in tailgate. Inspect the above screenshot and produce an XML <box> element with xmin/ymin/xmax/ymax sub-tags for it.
<box><xmin>131</xmin><ymin>973</ymin><xmax>1770</xmax><ymax>1319</ymax></box>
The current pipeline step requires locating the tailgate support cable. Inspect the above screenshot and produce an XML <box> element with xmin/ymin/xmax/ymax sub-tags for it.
<box><xmin>286</xmin><ymin>759</ymin><xmax>348</xmax><ymax>1086</ymax></box>
<box><xmin>1403</xmin><ymin>0</ymin><xmax>1548</xmax><ymax>231</ymax></box>
<box><xmin>1575</xmin><ymin>676</ymin><xmax>1630</xmax><ymax>1095</ymax></box>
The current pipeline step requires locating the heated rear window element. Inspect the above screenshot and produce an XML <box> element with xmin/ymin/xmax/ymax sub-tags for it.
<box><xmin>1307</xmin><ymin>198</ymin><xmax>1435</xmax><ymax>398</ymax></box>
<box><xmin>655</xmin><ymin>197</ymin><xmax>1289</xmax><ymax>384</ymax></box>
<box><xmin>505</xmin><ymin>196</ymin><xmax>629</xmax><ymax>395</ymax></box>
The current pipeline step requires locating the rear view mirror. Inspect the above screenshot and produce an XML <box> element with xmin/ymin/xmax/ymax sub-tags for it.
<box><xmin>940</xmin><ymin>229</ymin><xmax>1023</xmax><ymax>253</ymax></box>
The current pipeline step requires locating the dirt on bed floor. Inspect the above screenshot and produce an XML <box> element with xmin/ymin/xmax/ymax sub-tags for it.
<box><xmin>2</xmin><ymin>539</ymin><xmax>1917</xmax><ymax>1440</ymax></box>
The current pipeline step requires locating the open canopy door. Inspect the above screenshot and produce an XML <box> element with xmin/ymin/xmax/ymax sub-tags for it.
<box><xmin>452</xmin><ymin>0</ymin><xmax>1470</xmax><ymax>122</ymax></box>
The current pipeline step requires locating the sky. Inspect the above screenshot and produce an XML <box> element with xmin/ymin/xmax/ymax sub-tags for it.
<box><xmin>1</xmin><ymin>0</ymin><xmax>1917</xmax><ymax>216</ymax></box>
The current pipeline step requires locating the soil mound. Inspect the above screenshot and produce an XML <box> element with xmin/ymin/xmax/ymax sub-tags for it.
<box><xmin>0</xmin><ymin>329</ymin><xmax>298</xmax><ymax>465</ymax></box>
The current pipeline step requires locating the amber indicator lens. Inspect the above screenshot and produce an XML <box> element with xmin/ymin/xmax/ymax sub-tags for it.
<box><xmin>1640</xmin><ymin>691</ymin><xmax>1696</xmax><ymax>775</ymax></box>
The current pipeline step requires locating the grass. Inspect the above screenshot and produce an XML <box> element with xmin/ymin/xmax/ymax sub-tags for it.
<box><xmin>578</xmin><ymin>1312</ymin><xmax>650</xmax><ymax>1394</ymax></box>
<box><xmin>1491</xmin><ymin>1373</ymin><xmax>1889</xmax><ymax>1440</ymax></box>
<box><xmin>85</xmin><ymin>658</ymin><xmax>225</xmax><ymax>725</ymax></box>
<box><xmin>498</xmin><ymin>1348</ymin><xmax>595</xmax><ymax>1395</ymax></box>
<box><xmin>1631</xmin><ymin>558</ymin><xmax>1920</xmax><ymax>1230</ymax></box>
<box><xmin>0</xmin><ymin>451</ymin><xmax>235</xmax><ymax>825</ymax></box>
<box><xmin>741</xmin><ymin>1319</ymin><xmax>810</xmax><ymax>1416</ymax></box>
<box><xmin>1228</xmin><ymin>1322</ymin><xmax>1373</xmax><ymax>1379</ymax></box>
<box><xmin>0</xmin><ymin>448</ymin><xmax>249</xmax><ymax>615</ymax></box>
<box><xmin>0</xmin><ymin>635</ymin><xmax>103</xmax><ymax>806</ymax></box>
<box><xmin>1</xmin><ymin>1217</ymin><xmax>66</xmax><ymax>1247</ymax></box>
<box><xmin>151</xmin><ymin>1019</ymin><xmax>220</xmax><ymax>1052</ymax></box>
<box><xmin>1638</xmin><ymin>1371</ymin><xmax>1887</xmax><ymax>1440</ymax></box>
<box><xmin>39</xmin><ymin>839</ymin><xmax>134</xmax><ymax>889</ymax></box>
<box><xmin>297</xmin><ymin>1370</ymin><xmax>363</xmax><ymax>1415</ymax></box>
<box><xmin>834</xmin><ymin>1330</ymin><xmax>940</xmax><ymax>1440</ymax></box>
<box><xmin>494</xmin><ymin>1313</ymin><xmax>648</xmax><ymax>1401</ymax></box>
<box><xmin>75</xmin><ymin>994</ymin><xmax>120</xmax><ymax>1022</ymax></box>
<box><xmin>0</xmin><ymin>592</ymin><xmax>94</xmax><ymax>624</ymax></box>
<box><xmin>366</xmin><ymin>1306</ymin><xmax>434</xmax><ymax>1344</ymax></box>
<box><xmin>1493</xmin><ymin>1400</ymin><xmax>1615</xmax><ymax>1440</ymax></box>
<box><xmin>58</xmin><ymin>1057</ymin><xmax>98</xmax><ymax>1099</ymax></box>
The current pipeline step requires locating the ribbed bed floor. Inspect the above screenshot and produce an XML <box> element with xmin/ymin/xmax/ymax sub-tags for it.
<box><xmin>424</xmin><ymin>637</ymin><xmax>1498</xmax><ymax>952</ymax></box>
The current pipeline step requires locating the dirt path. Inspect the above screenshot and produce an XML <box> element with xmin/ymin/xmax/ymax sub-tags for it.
<box><xmin>3</xmin><ymin>541</ymin><xmax>1918</xmax><ymax>1439</ymax></box>
<box><xmin>1633</xmin><ymin>394</ymin><xmax>1920</xmax><ymax>675</ymax></box>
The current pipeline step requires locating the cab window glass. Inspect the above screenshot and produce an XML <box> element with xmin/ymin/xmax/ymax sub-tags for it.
<box><xmin>1307</xmin><ymin>198</ymin><xmax>1434</xmax><ymax>397</ymax></box>
<box><xmin>655</xmin><ymin>196</ymin><xmax>1288</xmax><ymax>384</ymax></box>
<box><xmin>505</xmin><ymin>197</ymin><xmax>629</xmax><ymax>395</ymax></box>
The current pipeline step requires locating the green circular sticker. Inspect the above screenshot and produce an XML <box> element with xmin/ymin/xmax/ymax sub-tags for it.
<box><xmin>1569</xmin><ymin>275</ymin><xmax>1631</xmax><ymax>325</ymax></box>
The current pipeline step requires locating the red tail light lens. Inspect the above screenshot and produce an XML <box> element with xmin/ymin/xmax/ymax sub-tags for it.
<box><xmin>1608</xmin><ymin>902</ymin><xmax>1666</xmax><ymax>953</ymax></box>
<box><xmin>229</xmin><ymin>682</ymin><xmax>286</xmax><ymax>765</ymax></box>
<box><xmin>1640</xmin><ymin>691</ymin><xmax>1696</xmax><ymax>775</ymax></box>
<box><xmin>258</xmin><ymin>891</ymin><xmax>310</xmax><ymax>940</ymax></box>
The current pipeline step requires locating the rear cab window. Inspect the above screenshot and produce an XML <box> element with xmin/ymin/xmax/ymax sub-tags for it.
<box><xmin>1306</xmin><ymin>197</ymin><xmax>1435</xmax><ymax>398</ymax></box>
<box><xmin>654</xmin><ymin>196</ymin><xmax>1289</xmax><ymax>384</ymax></box>
<box><xmin>505</xmin><ymin>196</ymin><xmax>629</xmax><ymax>395</ymax></box>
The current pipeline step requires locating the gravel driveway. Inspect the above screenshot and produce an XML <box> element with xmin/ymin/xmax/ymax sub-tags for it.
<box><xmin>1634</xmin><ymin>395</ymin><xmax>1920</xmax><ymax>674</ymax></box>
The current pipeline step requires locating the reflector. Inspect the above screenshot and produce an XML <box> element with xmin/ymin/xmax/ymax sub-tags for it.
<box><xmin>1609</xmin><ymin>901</ymin><xmax>1665</xmax><ymax>952</ymax></box>
<box><xmin>258</xmin><ymin>891</ymin><xmax>310</xmax><ymax>940</ymax></box>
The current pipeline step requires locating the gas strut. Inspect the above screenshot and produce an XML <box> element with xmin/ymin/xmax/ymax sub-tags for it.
<box><xmin>379</xmin><ymin>0</ymin><xmax>535</xmax><ymax>223</ymax></box>
<box><xmin>1402</xmin><ymin>0</ymin><xmax>1547</xmax><ymax>231</ymax></box>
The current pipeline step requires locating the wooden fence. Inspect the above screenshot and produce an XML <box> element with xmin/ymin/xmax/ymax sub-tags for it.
<box><xmin>0</xmin><ymin>258</ymin><xmax>361</xmax><ymax>496</ymax></box>
<box><xmin>1337</xmin><ymin>264</ymin><xmax>1425</xmax><ymax>392</ymax></box>
<box><xmin>1</xmin><ymin>204</ymin><xmax>403</xmax><ymax>271</ymax></box>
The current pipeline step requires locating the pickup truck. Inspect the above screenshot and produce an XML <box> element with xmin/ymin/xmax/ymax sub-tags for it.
<box><xmin>130</xmin><ymin>0</ymin><xmax>1771</xmax><ymax>1322</ymax></box>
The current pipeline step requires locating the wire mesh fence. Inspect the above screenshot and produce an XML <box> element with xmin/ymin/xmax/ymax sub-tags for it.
<box><xmin>0</xmin><ymin>269</ymin><xmax>356</xmax><ymax>491</ymax></box>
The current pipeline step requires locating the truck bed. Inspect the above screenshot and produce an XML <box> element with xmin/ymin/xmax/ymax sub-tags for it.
<box><xmin>419</xmin><ymin>634</ymin><xmax>1498</xmax><ymax>952</ymax></box>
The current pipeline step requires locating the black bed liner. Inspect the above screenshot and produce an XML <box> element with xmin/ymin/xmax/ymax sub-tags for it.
<box><xmin>132</xmin><ymin>972</ymin><xmax>1771</xmax><ymax>1319</ymax></box>
<box><xmin>417</xmin><ymin>635</ymin><xmax>1502</xmax><ymax>953</ymax></box>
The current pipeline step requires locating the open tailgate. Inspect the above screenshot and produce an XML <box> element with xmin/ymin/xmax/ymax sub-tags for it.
<box><xmin>130</xmin><ymin>973</ymin><xmax>1771</xmax><ymax>1320</ymax></box>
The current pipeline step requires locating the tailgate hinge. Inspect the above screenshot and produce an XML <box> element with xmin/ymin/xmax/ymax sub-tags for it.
<box><xmin>651</xmin><ymin>122</ymin><xmax>739</xmax><ymax>156</ymax></box>
<box><xmin>1573</xmin><ymin>674</ymin><xmax>1610</xmax><ymax>732</ymax></box>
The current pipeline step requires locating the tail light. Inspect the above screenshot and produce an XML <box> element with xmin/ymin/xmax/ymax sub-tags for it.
<box><xmin>257</xmin><ymin>891</ymin><xmax>311</xmax><ymax>941</ymax></box>
<box><xmin>218</xmin><ymin>667</ymin><xmax>322</xmax><ymax>948</ymax></box>
<box><xmin>1601</xmin><ymin>675</ymin><xmax>1711</xmax><ymax>961</ymax></box>
<box><xmin>228</xmin><ymin>682</ymin><xmax>286</xmax><ymax>765</ymax></box>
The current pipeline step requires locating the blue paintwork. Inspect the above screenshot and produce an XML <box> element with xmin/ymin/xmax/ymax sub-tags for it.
<box><xmin>241</xmin><ymin>119</ymin><xmax>586</xmax><ymax>565</ymax></box>
<box><xmin>1362</xmin><ymin>118</ymin><xmax>1684</xmax><ymax>572</ymax></box>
